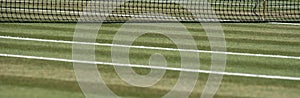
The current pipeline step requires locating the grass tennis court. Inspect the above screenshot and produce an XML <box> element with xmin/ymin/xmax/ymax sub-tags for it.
<box><xmin>0</xmin><ymin>23</ymin><xmax>299</xmax><ymax>98</ymax></box>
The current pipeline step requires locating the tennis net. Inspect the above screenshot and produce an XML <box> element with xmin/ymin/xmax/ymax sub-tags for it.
<box><xmin>0</xmin><ymin>0</ymin><xmax>299</xmax><ymax>23</ymax></box>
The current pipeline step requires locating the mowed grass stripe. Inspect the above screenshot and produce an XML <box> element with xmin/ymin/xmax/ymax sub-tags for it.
<box><xmin>0</xmin><ymin>29</ymin><xmax>299</xmax><ymax>55</ymax></box>
<box><xmin>0</xmin><ymin>23</ymin><xmax>299</xmax><ymax>57</ymax></box>
<box><xmin>0</xmin><ymin>23</ymin><xmax>299</xmax><ymax>44</ymax></box>
<box><xmin>0</xmin><ymin>23</ymin><xmax>299</xmax><ymax>76</ymax></box>
<box><xmin>1</xmin><ymin>35</ymin><xmax>299</xmax><ymax>59</ymax></box>
<box><xmin>0</xmin><ymin>57</ymin><xmax>300</xmax><ymax>98</ymax></box>
<box><xmin>1</xmin><ymin>23</ymin><xmax>300</xmax><ymax>37</ymax></box>
<box><xmin>0</xmin><ymin>35</ymin><xmax>299</xmax><ymax>77</ymax></box>
<box><xmin>0</xmin><ymin>23</ymin><xmax>299</xmax><ymax>98</ymax></box>
<box><xmin>2</xmin><ymin>53</ymin><xmax>300</xmax><ymax>81</ymax></box>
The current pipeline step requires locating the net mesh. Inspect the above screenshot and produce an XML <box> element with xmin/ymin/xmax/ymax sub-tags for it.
<box><xmin>0</xmin><ymin>0</ymin><xmax>299</xmax><ymax>23</ymax></box>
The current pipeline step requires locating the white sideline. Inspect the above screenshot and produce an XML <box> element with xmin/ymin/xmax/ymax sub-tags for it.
<box><xmin>0</xmin><ymin>35</ymin><xmax>299</xmax><ymax>60</ymax></box>
<box><xmin>270</xmin><ymin>22</ymin><xmax>300</xmax><ymax>26</ymax></box>
<box><xmin>0</xmin><ymin>53</ymin><xmax>299</xmax><ymax>81</ymax></box>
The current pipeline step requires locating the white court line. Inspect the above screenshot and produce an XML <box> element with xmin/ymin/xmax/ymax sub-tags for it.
<box><xmin>270</xmin><ymin>22</ymin><xmax>300</xmax><ymax>26</ymax></box>
<box><xmin>0</xmin><ymin>53</ymin><xmax>299</xmax><ymax>81</ymax></box>
<box><xmin>0</xmin><ymin>35</ymin><xmax>299</xmax><ymax>60</ymax></box>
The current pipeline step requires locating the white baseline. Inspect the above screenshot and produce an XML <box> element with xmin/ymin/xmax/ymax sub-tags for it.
<box><xmin>0</xmin><ymin>53</ymin><xmax>299</xmax><ymax>81</ymax></box>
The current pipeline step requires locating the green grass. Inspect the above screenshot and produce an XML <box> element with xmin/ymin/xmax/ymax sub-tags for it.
<box><xmin>0</xmin><ymin>23</ymin><xmax>299</xmax><ymax>98</ymax></box>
